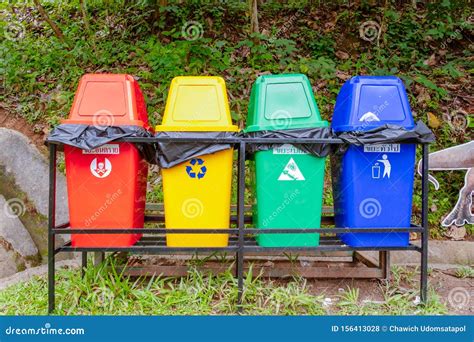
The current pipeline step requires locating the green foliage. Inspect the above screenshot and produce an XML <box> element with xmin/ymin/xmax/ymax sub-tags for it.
<box><xmin>455</xmin><ymin>266</ymin><xmax>474</xmax><ymax>279</ymax></box>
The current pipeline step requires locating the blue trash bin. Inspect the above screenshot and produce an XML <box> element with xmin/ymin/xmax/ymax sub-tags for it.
<box><xmin>331</xmin><ymin>76</ymin><xmax>416</xmax><ymax>247</ymax></box>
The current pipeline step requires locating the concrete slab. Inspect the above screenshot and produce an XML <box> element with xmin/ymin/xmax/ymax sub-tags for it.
<box><xmin>0</xmin><ymin>128</ymin><xmax>69</xmax><ymax>224</ymax></box>
<box><xmin>0</xmin><ymin>195</ymin><xmax>38</xmax><ymax>258</ymax></box>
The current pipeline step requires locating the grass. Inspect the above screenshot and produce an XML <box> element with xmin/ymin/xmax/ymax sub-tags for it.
<box><xmin>455</xmin><ymin>266</ymin><xmax>474</xmax><ymax>279</ymax></box>
<box><xmin>334</xmin><ymin>266</ymin><xmax>447</xmax><ymax>315</ymax></box>
<box><xmin>0</xmin><ymin>259</ymin><xmax>447</xmax><ymax>315</ymax></box>
<box><xmin>0</xmin><ymin>260</ymin><xmax>325</xmax><ymax>315</ymax></box>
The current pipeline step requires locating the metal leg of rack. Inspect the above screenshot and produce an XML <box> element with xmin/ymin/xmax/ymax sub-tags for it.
<box><xmin>48</xmin><ymin>144</ymin><xmax>57</xmax><ymax>314</ymax></box>
<box><xmin>81</xmin><ymin>252</ymin><xmax>88</xmax><ymax>278</ymax></box>
<box><xmin>236</xmin><ymin>142</ymin><xmax>246</xmax><ymax>313</ymax></box>
<box><xmin>380</xmin><ymin>251</ymin><xmax>390</xmax><ymax>280</ymax></box>
<box><xmin>420</xmin><ymin>144</ymin><xmax>430</xmax><ymax>302</ymax></box>
<box><xmin>94</xmin><ymin>252</ymin><xmax>105</xmax><ymax>266</ymax></box>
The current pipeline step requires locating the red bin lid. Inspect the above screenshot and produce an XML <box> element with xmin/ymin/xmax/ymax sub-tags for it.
<box><xmin>63</xmin><ymin>74</ymin><xmax>151</xmax><ymax>131</ymax></box>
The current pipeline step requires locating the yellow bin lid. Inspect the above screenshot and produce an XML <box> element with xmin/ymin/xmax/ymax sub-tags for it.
<box><xmin>156</xmin><ymin>76</ymin><xmax>238</xmax><ymax>132</ymax></box>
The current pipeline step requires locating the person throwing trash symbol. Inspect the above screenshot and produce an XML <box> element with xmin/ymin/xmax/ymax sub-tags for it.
<box><xmin>377</xmin><ymin>154</ymin><xmax>391</xmax><ymax>178</ymax></box>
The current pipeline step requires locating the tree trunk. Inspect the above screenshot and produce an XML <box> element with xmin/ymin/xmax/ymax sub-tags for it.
<box><xmin>33</xmin><ymin>0</ymin><xmax>66</xmax><ymax>43</ymax></box>
<box><xmin>249</xmin><ymin>0</ymin><xmax>259</xmax><ymax>34</ymax></box>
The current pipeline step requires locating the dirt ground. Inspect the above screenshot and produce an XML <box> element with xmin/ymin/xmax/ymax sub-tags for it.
<box><xmin>305</xmin><ymin>268</ymin><xmax>473</xmax><ymax>315</ymax></box>
<box><xmin>0</xmin><ymin>108</ymin><xmax>48</xmax><ymax>154</ymax></box>
<box><xmin>125</xmin><ymin>254</ymin><xmax>473</xmax><ymax>315</ymax></box>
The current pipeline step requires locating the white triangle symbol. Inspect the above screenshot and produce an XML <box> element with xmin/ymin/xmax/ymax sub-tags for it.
<box><xmin>278</xmin><ymin>158</ymin><xmax>305</xmax><ymax>181</ymax></box>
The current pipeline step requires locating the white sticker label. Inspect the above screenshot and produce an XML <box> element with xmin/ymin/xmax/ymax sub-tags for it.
<box><xmin>90</xmin><ymin>158</ymin><xmax>112</xmax><ymax>178</ymax></box>
<box><xmin>278</xmin><ymin>158</ymin><xmax>305</xmax><ymax>181</ymax></box>
<box><xmin>273</xmin><ymin>144</ymin><xmax>308</xmax><ymax>155</ymax></box>
<box><xmin>83</xmin><ymin>144</ymin><xmax>120</xmax><ymax>155</ymax></box>
<box><xmin>371</xmin><ymin>154</ymin><xmax>392</xmax><ymax>179</ymax></box>
<box><xmin>364</xmin><ymin>144</ymin><xmax>400</xmax><ymax>153</ymax></box>
<box><xmin>359</xmin><ymin>111</ymin><xmax>381</xmax><ymax>122</ymax></box>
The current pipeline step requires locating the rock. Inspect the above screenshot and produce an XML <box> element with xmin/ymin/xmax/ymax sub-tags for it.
<box><xmin>0</xmin><ymin>195</ymin><xmax>38</xmax><ymax>258</ymax></box>
<box><xmin>0</xmin><ymin>128</ymin><xmax>70</xmax><ymax>262</ymax></box>
<box><xmin>360</xmin><ymin>240</ymin><xmax>474</xmax><ymax>266</ymax></box>
<box><xmin>445</xmin><ymin>225</ymin><xmax>466</xmax><ymax>241</ymax></box>
<box><xmin>0</xmin><ymin>244</ymin><xmax>18</xmax><ymax>279</ymax></box>
<box><xmin>0</xmin><ymin>259</ymin><xmax>80</xmax><ymax>291</ymax></box>
<box><xmin>0</xmin><ymin>128</ymin><xmax>69</xmax><ymax>224</ymax></box>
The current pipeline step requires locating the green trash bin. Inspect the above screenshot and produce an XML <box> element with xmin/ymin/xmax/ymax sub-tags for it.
<box><xmin>245</xmin><ymin>74</ymin><xmax>328</xmax><ymax>247</ymax></box>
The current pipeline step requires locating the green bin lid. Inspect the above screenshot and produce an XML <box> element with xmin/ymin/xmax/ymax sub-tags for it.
<box><xmin>245</xmin><ymin>74</ymin><xmax>328</xmax><ymax>132</ymax></box>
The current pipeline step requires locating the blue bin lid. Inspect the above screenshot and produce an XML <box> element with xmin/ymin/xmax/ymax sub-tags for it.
<box><xmin>331</xmin><ymin>76</ymin><xmax>415</xmax><ymax>132</ymax></box>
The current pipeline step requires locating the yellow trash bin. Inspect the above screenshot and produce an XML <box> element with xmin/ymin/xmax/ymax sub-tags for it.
<box><xmin>156</xmin><ymin>76</ymin><xmax>238</xmax><ymax>247</ymax></box>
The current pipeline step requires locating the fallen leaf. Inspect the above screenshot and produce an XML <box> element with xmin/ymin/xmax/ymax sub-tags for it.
<box><xmin>336</xmin><ymin>70</ymin><xmax>351</xmax><ymax>80</ymax></box>
<box><xmin>416</xmin><ymin>87</ymin><xmax>431</xmax><ymax>106</ymax></box>
<box><xmin>423</xmin><ymin>53</ymin><xmax>437</xmax><ymax>66</ymax></box>
<box><xmin>427</xmin><ymin>112</ymin><xmax>441</xmax><ymax>128</ymax></box>
<box><xmin>335</xmin><ymin>50</ymin><xmax>349</xmax><ymax>60</ymax></box>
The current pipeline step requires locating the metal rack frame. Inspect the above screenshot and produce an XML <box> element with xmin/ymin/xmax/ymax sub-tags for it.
<box><xmin>48</xmin><ymin>136</ymin><xmax>430</xmax><ymax>313</ymax></box>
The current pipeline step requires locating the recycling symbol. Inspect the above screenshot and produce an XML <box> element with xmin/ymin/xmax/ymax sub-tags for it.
<box><xmin>186</xmin><ymin>158</ymin><xmax>207</xmax><ymax>179</ymax></box>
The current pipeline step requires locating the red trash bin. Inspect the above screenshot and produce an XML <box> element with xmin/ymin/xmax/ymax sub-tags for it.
<box><xmin>63</xmin><ymin>74</ymin><xmax>151</xmax><ymax>247</ymax></box>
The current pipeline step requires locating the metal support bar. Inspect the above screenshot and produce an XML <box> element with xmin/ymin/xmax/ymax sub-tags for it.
<box><xmin>420</xmin><ymin>144</ymin><xmax>429</xmax><ymax>302</ymax></box>
<box><xmin>380</xmin><ymin>251</ymin><xmax>390</xmax><ymax>280</ymax></box>
<box><xmin>48</xmin><ymin>144</ymin><xmax>56</xmax><ymax>314</ymax></box>
<box><xmin>94</xmin><ymin>252</ymin><xmax>105</xmax><ymax>266</ymax></box>
<box><xmin>81</xmin><ymin>252</ymin><xmax>87</xmax><ymax>278</ymax></box>
<box><xmin>51</xmin><ymin>227</ymin><xmax>425</xmax><ymax>235</ymax></box>
<box><xmin>237</xmin><ymin>142</ymin><xmax>246</xmax><ymax>313</ymax></box>
<box><xmin>48</xmin><ymin>136</ymin><xmax>347</xmax><ymax>145</ymax></box>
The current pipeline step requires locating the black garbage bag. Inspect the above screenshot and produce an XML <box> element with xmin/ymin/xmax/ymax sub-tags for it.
<box><xmin>46</xmin><ymin>124</ymin><xmax>156</xmax><ymax>163</ymax></box>
<box><xmin>242</xmin><ymin>127</ymin><xmax>333</xmax><ymax>158</ymax></box>
<box><xmin>155</xmin><ymin>131</ymin><xmax>238</xmax><ymax>168</ymax></box>
<box><xmin>334</xmin><ymin>120</ymin><xmax>435</xmax><ymax>153</ymax></box>
<box><xmin>330</xmin><ymin>120</ymin><xmax>435</xmax><ymax>194</ymax></box>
